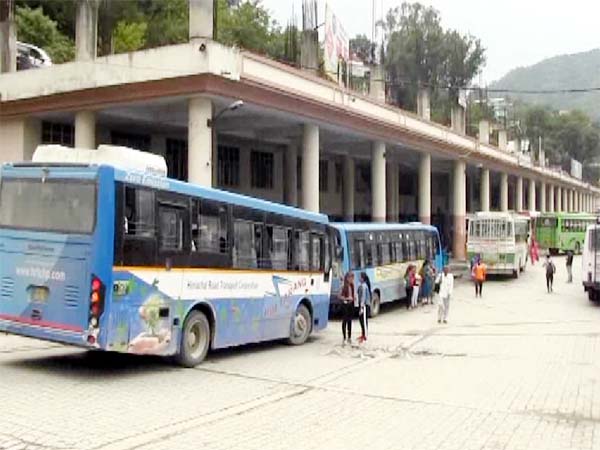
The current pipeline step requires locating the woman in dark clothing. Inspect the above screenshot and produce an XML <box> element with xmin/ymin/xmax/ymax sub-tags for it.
<box><xmin>339</xmin><ymin>271</ymin><xmax>355</xmax><ymax>344</ymax></box>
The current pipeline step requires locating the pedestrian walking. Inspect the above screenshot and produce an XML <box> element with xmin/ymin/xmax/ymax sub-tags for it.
<box><xmin>411</xmin><ymin>267</ymin><xmax>421</xmax><ymax>309</ymax></box>
<box><xmin>419</xmin><ymin>260</ymin><xmax>434</xmax><ymax>305</ymax></box>
<box><xmin>566</xmin><ymin>250</ymin><xmax>574</xmax><ymax>283</ymax></box>
<box><xmin>530</xmin><ymin>238</ymin><xmax>540</xmax><ymax>266</ymax></box>
<box><xmin>436</xmin><ymin>266</ymin><xmax>454</xmax><ymax>324</ymax></box>
<box><xmin>472</xmin><ymin>258</ymin><xmax>487</xmax><ymax>297</ymax></box>
<box><xmin>543</xmin><ymin>254</ymin><xmax>556</xmax><ymax>293</ymax></box>
<box><xmin>357</xmin><ymin>272</ymin><xmax>371</xmax><ymax>343</ymax></box>
<box><xmin>404</xmin><ymin>264</ymin><xmax>415</xmax><ymax>310</ymax></box>
<box><xmin>339</xmin><ymin>271</ymin><xmax>355</xmax><ymax>344</ymax></box>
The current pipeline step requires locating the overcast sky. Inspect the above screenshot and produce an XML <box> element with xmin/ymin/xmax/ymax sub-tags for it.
<box><xmin>261</xmin><ymin>0</ymin><xmax>600</xmax><ymax>83</ymax></box>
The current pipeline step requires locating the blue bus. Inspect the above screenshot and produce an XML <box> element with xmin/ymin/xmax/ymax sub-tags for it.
<box><xmin>330</xmin><ymin>223</ymin><xmax>444</xmax><ymax>316</ymax></box>
<box><xmin>0</xmin><ymin>148</ymin><xmax>333</xmax><ymax>367</ymax></box>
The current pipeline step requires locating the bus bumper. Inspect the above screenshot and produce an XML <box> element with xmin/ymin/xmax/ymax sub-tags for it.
<box><xmin>0</xmin><ymin>318</ymin><xmax>91</xmax><ymax>348</ymax></box>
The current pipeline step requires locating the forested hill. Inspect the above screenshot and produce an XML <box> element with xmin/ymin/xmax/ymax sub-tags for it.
<box><xmin>491</xmin><ymin>48</ymin><xmax>600</xmax><ymax>120</ymax></box>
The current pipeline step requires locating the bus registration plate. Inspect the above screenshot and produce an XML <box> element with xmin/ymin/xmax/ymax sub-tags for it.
<box><xmin>28</xmin><ymin>286</ymin><xmax>49</xmax><ymax>303</ymax></box>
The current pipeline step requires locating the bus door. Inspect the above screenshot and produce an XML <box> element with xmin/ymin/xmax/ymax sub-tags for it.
<box><xmin>0</xmin><ymin>171</ymin><xmax>99</xmax><ymax>341</ymax></box>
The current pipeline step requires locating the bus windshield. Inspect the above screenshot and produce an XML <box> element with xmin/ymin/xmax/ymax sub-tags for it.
<box><xmin>0</xmin><ymin>178</ymin><xmax>96</xmax><ymax>234</ymax></box>
<box><xmin>469</xmin><ymin>219</ymin><xmax>513</xmax><ymax>239</ymax></box>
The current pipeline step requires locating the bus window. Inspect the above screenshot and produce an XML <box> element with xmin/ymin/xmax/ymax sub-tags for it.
<box><xmin>395</xmin><ymin>241</ymin><xmax>403</xmax><ymax>262</ymax></box>
<box><xmin>389</xmin><ymin>242</ymin><xmax>396</xmax><ymax>263</ymax></box>
<box><xmin>268</xmin><ymin>226</ymin><xmax>289</xmax><ymax>270</ymax></box>
<box><xmin>292</xmin><ymin>230</ymin><xmax>310</xmax><ymax>271</ymax></box>
<box><xmin>158</xmin><ymin>204</ymin><xmax>186</xmax><ymax>252</ymax></box>
<box><xmin>192</xmin><ymin>200</ymin><xmax>228</xmax><ymax>254</ymax></box>
<box><xmin>310</xmin><ymin>233</ymin><xmax>324</xmax><ymax>271</ymax></box>
<box><xmin>233</xmin><ymin>220</ymin><xmax>257</xmax><ymax>269</ymax></box>
<box><xmin>353</xmin><ymin>239</ymin><xmax>365</xmax><ymax>270</ymax></box>
<box><xmin>380</xmin><ymin>243</ymin><xmax>391</xmax><ymax>265</ymax></box>
<box><xmin>121</xmin><ymin>186</ymin><xmax>156</xmax><ymax>266</ymax></box>
<box><xmin>125</xmin><ymin>186</ymin><xmax>154</xmax><ymax>238</ymax></box>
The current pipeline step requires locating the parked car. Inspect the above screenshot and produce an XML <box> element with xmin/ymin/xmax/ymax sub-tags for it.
<box><xmin>17</xmin><ymin>41</ymin><xmax>52</xmax><ymax>70</ymax></box>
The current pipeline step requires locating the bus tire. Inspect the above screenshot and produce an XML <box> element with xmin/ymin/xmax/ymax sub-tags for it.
<box><xmin>287</xmin><ymin>304</ymin><xmax>311</xmax><ymax>346</ymax></box>
<box><xmin>369</xmin><ymin>291</ymin><xmax>381</xmax><ymax>318</ymax></box>
<box><xmin>513</xmin><ymin>268</ymin><xmax>519</xmax><ymax>279</ymax></box>
<box><xmin>175</xmin><ymin>310</ymin><xmax>210</xmax><ymax>368</ymax></box>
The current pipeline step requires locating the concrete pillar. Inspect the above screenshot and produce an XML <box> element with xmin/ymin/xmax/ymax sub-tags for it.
<box><xmin>189</xmin><ymin>0</ymin><xmax>213</xmax><ymax>41</ymax></box>
<box><xmin>540</xmin><ymin>181</ymin><xmax>547</xmax><ymax>213</ymax></box>
<box><xmin>478</xmin><ymin>120</ymin><xmax>490</xmax><ymax>145</ymax></box>
<box><xmin>480</xmin><ymin>168</ymin><xmax>490</xmax><ymax>212</ymax></box>
<box><xmin>369</xmin><ymin>65</ymin><xmax>386</xmax><ymax>103</ymax></box>
<box><xmin>548</xmin><ymin>184</ymin><xmax>555</xmax><ymax>213</ymax></box>
<box><xmin>418</xmin><ymin>153</ymin><xmax>431</xmax><ymax>224</ymax></box>
<box><xmin>557</xmin><ymin>186</ymin><xmax>562</xmax><ymax>212</ymax></box>
<box><xmin>371</xmin><ymin>141</ymin><xmax>386</xmax><ymax>222</ymax></box>
<box><xmin>386</xmin><ymin>162</ymin><xmax>399</xmax><ymax>222</ymax></box>
<box><xmin>563</xmin><ymin>189</ymin><xmax>568</xmax><ymax>212</ymax></box>
<box><xmin>516</xmin><ymin>176</ymin><xmax>523</xmax><ymax>211</ymax></box>
<box><xmin>0</xmin><ymin>0</ymin><xmax>16</xmax><ymax>73</ymax></box>
<box><xmin>188</xmin><ymin>97</ymin><xmax>213</xmax><ymax>186</ymax></box>
<box><xmin>498</xmin><ymin>130</ymin><xmax>508</xmax><ymax>151</ymax></box>
<box><xmin>284</xmin><ymin>143</ymin><xmax>298</xmax><ymax>207</ymax></box>
<box><xmin>528</xmin><ymin>179</ymin><xmax>536</xmax><ymax>212</ymax></box>
<box><xmin>343</xmin><ymin>154</ymin><xmax>355</xmax><ymax>221</ymax></box>
<box><xmin>300</xmin><ymin>30</ymin><xmax>319</xmax><ymax>74</ymax></box>
<box><xmin>417</xmin><ymin>88</ymin><xmax>431</xmax><ymax>121</ymax></box>
<box><xmin>451</xmin><ymin>104</ymin><xmax>466</xmax><ymax>135</ymax></box>
<box><xmin>569</xmin><ymin>190</ymin><xmax>574</xmax><ymax>212</ymax></box>
<box><xmin>75</xmin><ymin>0</ymin><xmax>98</xmax><ymax>61</ymax></box>
<box><xmin>301</xmin><ymin>124</ymin><xmax>319</xmax><ymax>212</ymax></box>
<box><xmin>74</xmin><ymin>111</ymin><xmax>96</xmax><ymax>149</ymax></box>
<box><xmin>500</xmin><ymin>173</ymin><xmax>508</xmax><ymax>211</ymax></box>
<box><xmin>452</xmin><ymin>160</ymin><xmax>467</xmax><ymax>260</ymax></box>
<box><xmin>0</xmin><ymin>117</ymin><xmax>41</xmax><ymax>161</ymax></box>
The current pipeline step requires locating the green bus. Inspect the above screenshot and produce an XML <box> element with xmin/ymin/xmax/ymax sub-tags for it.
<box><xmin>535</xmin><ymin>212</ymin><xmax>596</xmax><ymax>254</ymax></box>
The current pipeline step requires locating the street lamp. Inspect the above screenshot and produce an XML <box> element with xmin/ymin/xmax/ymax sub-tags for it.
<box><xmin>207</xmin><ymin>100</ymin><xmax>244</xmax><ymax>128</ymax></box>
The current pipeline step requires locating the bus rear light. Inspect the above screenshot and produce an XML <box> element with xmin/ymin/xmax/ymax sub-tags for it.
<box><xmin>89</xmin><ymin>275</ymin><xmax>105</xmax><ymax>326</ymax></box>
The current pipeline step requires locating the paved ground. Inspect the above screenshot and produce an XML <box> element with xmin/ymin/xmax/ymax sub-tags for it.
<box><xmin>1</xmin><ymin>256</ymin><xmax>600</xmax><ymax>450</ymax></box>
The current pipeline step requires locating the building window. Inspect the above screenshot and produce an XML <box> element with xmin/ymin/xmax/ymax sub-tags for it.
<box><xmin>218</xmin><ymin>145</ymin><xmax>240</xmax><ymax>187</ymax></box>
<box><xmin>335</xmin><ymin>162</ymin><xmax>343</xmax><ymax>193</ymax></box>
<box><xmin>111</xmin><ymin>131</ymin><xmax>150</xmax><ymax>151</ymax></box>
<box><xmin>319</xmin><ymin>160</ymin><xmax>328</xmax><ymax>192</ymax></box>
<box><xmin>297</xmin><ymin>157</ymin><xmax>302</xmax><ymax>190</ymax></box>
<box><xmin>356</xmin><ymin>163</ymin><xmax>371</xmax><ymax>193</ymax></box>
<box><xmin>165</xmin><ymin>138</ymin><xmax>188</xmax><ymax>181</ymax></box>
<box><xmin>41</xmin><ymin>121</ymin><xmax>74</xmax><ymax>147</ymax></box>
<box><xmin>251</xmin><ymin>150</ymin><xmax>274</xmax><ymax>189</ymax></box>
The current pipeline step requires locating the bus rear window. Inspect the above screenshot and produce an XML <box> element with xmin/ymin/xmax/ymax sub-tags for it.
<box><xmin>0</xmin><ymin>178</ymin><xmax>96</xmax><ymax>234</ymax></box>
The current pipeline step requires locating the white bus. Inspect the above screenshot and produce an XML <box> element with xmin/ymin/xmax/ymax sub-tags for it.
<box><xmin>467</xmin><ymin>212</ymin><xmax>530</xmax><ymax>278</ymax></box>
<box><xmin>582</xmin><ymin>224</ymin><xmax>600</xmax><ymax>301</ymax></box>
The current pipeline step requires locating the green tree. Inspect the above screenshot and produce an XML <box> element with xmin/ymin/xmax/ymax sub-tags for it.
<box><xmin>383</xmin><ymin>2</ymin><xmax>445</xmax><ymax>110</ymax></box>
<box><xmin>350</xmin><ymin>34</ymin><xmax>374</xmax><ymax>64</ymax></box>
<box><xmin>15</xmin><ymin>5</ymin><xmax>74</xmax><ymax>63</ymax></box>
<box><xmin>442</xmin><ymin>30</ymin><xmax>485</xmax><ymax>103</ymax></box>
<box><xmin>113</xmin><ymin>20</ymin><xmax>147</xmax><ymax>54</ymax></box>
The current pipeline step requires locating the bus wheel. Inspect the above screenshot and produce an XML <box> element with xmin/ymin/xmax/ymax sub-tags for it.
<box><xmin>369</xmin><ymin>292</ymin><xmax>381</xmax><ymax>318</ymax></box>
<box><xmin>288</xmin><ymin>304</ymin><xmax>311</xmax><ymax>345</ymax></box>
<box><xmin>513</xmin><ymin>268</ymin><xmax>519</xmax><ymax>279</ymax></box>
<box><xmin>175</xmin><ymin>310</ymin><xmax>210</xmax><ymax>368</ymax></box>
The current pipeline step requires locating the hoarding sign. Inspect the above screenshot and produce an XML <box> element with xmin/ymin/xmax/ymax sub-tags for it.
<box><xmin>324</xmin><ymin>3</ymin><xmax>349</xmax><ymax>82</ymax></box>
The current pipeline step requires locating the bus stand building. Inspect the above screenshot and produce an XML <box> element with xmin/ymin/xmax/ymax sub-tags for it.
<box><xmin>1</xmin><ymin>0</ymin><xmax>598</xmax><ymax>260</ymax></box>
